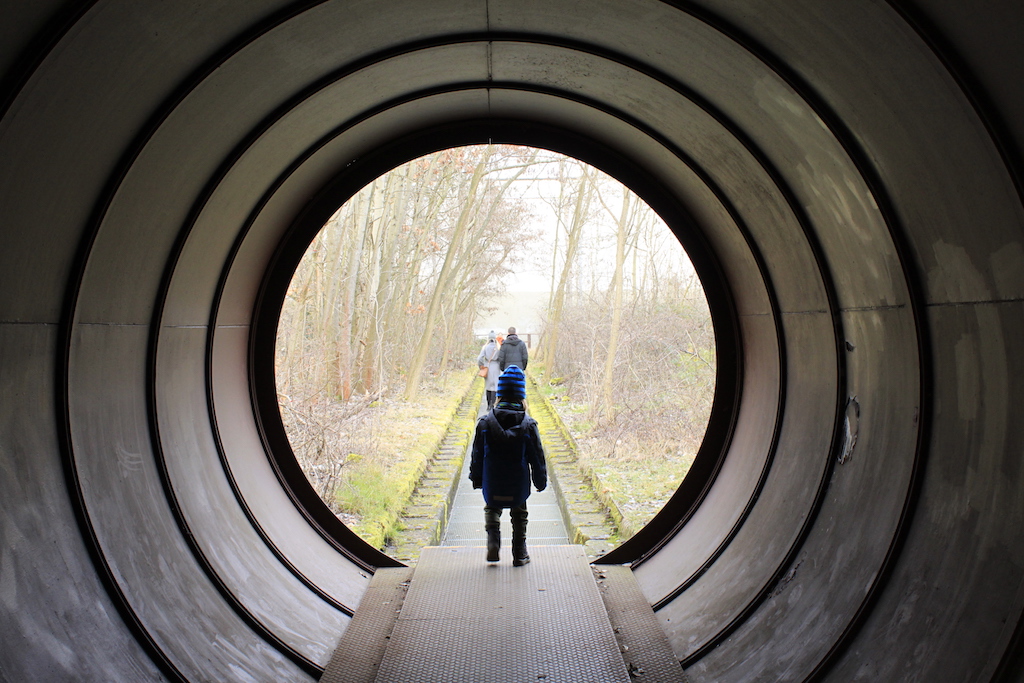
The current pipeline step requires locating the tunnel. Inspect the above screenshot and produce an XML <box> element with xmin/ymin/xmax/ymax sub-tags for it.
<box><xmin>2</xmin><ymin>1</ymin><xmax>1024</xmax><ymax>681</ymax></box>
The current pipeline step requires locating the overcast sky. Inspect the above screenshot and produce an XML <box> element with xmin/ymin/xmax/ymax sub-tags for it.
<box><xmin>475</xmin><ymin>148</ymin><xmax>699</xmax><ymax>334</ymax></box>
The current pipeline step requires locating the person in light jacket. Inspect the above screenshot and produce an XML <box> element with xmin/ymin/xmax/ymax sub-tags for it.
<box><xmin>477</xmin><ymin>331</ymin><xmax>501</xmax><ymax>408</ymax></box>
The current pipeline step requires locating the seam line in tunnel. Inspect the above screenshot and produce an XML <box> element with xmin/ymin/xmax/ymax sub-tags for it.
<box><xmin>926</xmin><ymin>297</ymin><xmax>1024</xmax><ymax>307</ymax></box>
<box><xmin>841</xmin><ymin>304</ymin><xmax>907</xmax><ymax>311</ymax></box>
<box><xmin>76</xmin><ymin>322</ymin><xmax>148</xmax><ymax>326</ymax></box>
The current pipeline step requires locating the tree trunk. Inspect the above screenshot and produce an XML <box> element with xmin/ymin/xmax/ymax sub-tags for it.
<box><xmin>601</xmin><ymin>190</ymin><xmax>632</xmax><ymax>420</ymax></box>
<box><xmin>404</xmin><ymin>145</ymin><xmax>493</xmax><ymax>400</ymax></box>
<box><xmin>540</xmin><ymin>166</ymin><xmax>591</xmax><ymax>377</ymax></box>
<box><xmin>362</xmin><ymin>166</ymin><xmax>408</xmax><ymax>394</ymax></box>
<box><xmin>339</xmin><ymin>182</ymin><xmax>376</xmax><ymax>400</ymax></box>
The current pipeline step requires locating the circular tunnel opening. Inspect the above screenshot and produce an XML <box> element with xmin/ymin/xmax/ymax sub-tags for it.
<box><xmin>250</xmin><ymin>122</ymin><xmax>742</xmax><ymax>567</ymax></box>
<box><xmin>273</xmin><ymin>143</ymin><xmax>717</xmax><ymax>559</ymax></box>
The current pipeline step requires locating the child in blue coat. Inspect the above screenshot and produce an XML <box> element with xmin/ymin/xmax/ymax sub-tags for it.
<box><xmin>470</xmin><ymin>365</ymin><xmax>547</xmax><ymax>565</ymax></box>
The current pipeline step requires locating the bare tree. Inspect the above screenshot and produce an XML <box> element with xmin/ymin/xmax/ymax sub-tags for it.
<box><xmin>404</xmin><ymin>145</ymin><xmax>493</xmax><ymax>400</ymax></box>
<box><xmin>538</xmin><ymin>162</ymin><xmax>593</xmax><ymax>375</ymax></box>
<box><xmin>597</xmin><ymin>187</ymin><xmax>642</xmax><ymax>421</ymax></box>
<box><xmin>277</xmin><ymin>145</ymin><xmax>541</xmax><ymax>510</ymax></box>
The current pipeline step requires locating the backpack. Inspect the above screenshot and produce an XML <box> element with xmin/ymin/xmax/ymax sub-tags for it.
<box><xmin>481</xmin><ymin>411</ymin><xmax>532</xmax><ymax>508</ymax></box>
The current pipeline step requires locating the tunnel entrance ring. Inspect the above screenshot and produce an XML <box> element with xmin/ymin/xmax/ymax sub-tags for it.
<box><xmin>146</xmin><ymin>42</ymin><xmax>920</xmax><ymax>670</ymax></box>
<box><xmin>250</xmin><ymin>122</ymin><xmax>742</xmax><ymax>569</ymax></box>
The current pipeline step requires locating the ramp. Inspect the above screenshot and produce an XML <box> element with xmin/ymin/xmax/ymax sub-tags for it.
<box><xmin>323</xmin><ymin>546</ymin><xmax>687</xmax><ymax>683</ymax></box>
<box><xmin>374</xmin><ymin>545</ymin><xmax>629</xmax><ymax>682</ymax></box>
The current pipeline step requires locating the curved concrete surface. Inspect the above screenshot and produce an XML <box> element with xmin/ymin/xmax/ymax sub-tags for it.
<box><xmin>2</xmin><ymin>2</ymin><xmax>1023</xmax><ymax>681</ymax></box>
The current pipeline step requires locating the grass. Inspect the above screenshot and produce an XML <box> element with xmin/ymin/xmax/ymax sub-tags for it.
<box><xmin>531</xmin><ymin>359</ymin><xmax>708</xmax><ymax>538</ymax></box>
<box><xmin>585</xmin><ymin>454</ymin><xmax>696</xmax><ymax>533</ymax></box>
<box><xmin>328</xmin><ymin>368</ymin><xmax>478</xmax><ymax>549</ymax></box>
<box><xmin>336</xmin><ymin>460</ymin><xmax>394</xmax><ymax>540</ymax></box>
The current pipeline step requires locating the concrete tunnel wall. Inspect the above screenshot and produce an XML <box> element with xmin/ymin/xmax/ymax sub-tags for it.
<box><xmin>1</xmin><ymin>1</ymin><xmax>1023</xmax><ymax>681</ymax></box>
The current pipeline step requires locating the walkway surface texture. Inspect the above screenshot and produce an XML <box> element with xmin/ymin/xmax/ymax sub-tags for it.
<box><xmin>322</xmin><ymin>392</ymin><xmax>686</xmax><ymax>683</ymax></box>
<box><xmin>376</xmin><ymin>545</ymin><xmax>630</xmax><ymax>682</ymax></box>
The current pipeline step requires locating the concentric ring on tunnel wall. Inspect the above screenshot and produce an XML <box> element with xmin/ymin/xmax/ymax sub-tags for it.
<box><xmin>185</xmin><ymin>26</ymin><xmax>859</xmax><ymax>668</ymax></box>
<box><xmin>193</xmin><ymin>32</ymin><xmax>840</xmax><ymax>599</ymax></box>
<box><xmin>248</xmin><ymin>118</ymin><xmax>745</xmax><ymax>568</ymax></box>
<box><xmin>197</xmin><ymin>35</ymin><xmax>897</xmax><ymax>669</ymax></box>
<box><xmin>142</xmin><ymin>34</ymin><xmax>823</xmax><ymax>641</ymax></box>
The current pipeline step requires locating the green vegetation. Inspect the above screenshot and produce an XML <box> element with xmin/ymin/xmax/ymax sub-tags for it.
<box><xmin>335</xmin><ymin>459</ymin><xmax>393</xmax><ymax>542</ymax></box>
<box><xmin>282</xmin><ymin>367</ymin><xmax>477</xmax><ymax>550</ymax></box>
<box><xmin>386</xmin><ymin>378</ymin><xmax>482</xmax><ymax>563</ymax></box>
<box><xmin>532</xmin><ymin>318</ymin><xmax>715</xmax><ymax>538</ymax></box>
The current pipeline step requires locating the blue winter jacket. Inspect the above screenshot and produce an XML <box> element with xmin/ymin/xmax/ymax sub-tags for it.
<box><xmin>470</xmin><ymin>407</ymin><xmax>547</xmax><ymax>508</ymax></box>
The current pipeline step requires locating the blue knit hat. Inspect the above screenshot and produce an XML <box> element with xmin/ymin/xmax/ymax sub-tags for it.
<box><xmin>496</xmin><ymin>365</ymin><xmax>526</xmax><ymax>401</ymax></box>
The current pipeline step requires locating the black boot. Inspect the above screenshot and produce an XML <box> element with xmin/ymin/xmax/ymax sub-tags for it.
<box><xmin>486</xmin><ymin>529</ymin><xmax>500</xmax><ymax>562</ymax></box>
<box><xmin>511</xmin><ymin>506</ymin><xmax>530</xmax><ymax>566</ymax></box>
<box><xmin>485</xmin><ymin>507</ymin><xmax>501</xmax><ymax>562</ymax></box>
<box><xmin>512</xmin><ymin>538</ymin><xmax>530</xmax><ymax>566</ymax></box>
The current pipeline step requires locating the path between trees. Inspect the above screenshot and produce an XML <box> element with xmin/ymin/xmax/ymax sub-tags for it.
<box><xmin>386</xmin><ymin>372</ymin><xmax>621</xmax><ymax>563</ymax></box>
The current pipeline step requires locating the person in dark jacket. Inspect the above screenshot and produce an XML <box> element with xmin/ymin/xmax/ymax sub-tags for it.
<box><xmin>496</xmin><ymin>326</ymin><xmax>528</xmax><ymax>371</ymax></box>
<box><xmin>469</xmin><ymin>365</ymin><xmax>547</xmax><ymax>565</ymax></box>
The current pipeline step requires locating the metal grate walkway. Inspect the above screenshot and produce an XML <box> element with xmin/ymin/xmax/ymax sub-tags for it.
<box><xmin>374</xmin><ymin>545</ymin><xmax>630</xmax><ymax>682</ymax></box>
<box><xmin>322</xmin><ymin>545</ymin><xmax>688</xmax><ymax>682</ymax></box>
